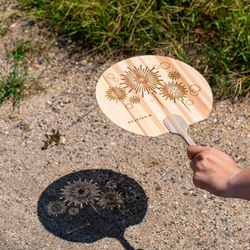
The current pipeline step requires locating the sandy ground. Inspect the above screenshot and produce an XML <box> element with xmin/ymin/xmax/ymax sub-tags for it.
<box><xmin>0</xmin><ymin>2</ymin><xmax>249</xmax><ymax>249</ymax></box>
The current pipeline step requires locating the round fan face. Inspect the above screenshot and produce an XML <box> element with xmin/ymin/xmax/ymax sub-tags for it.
<box><xmin>96</xmin><ymin>55</ymin><xmax>213</xmax><ymax>137</ymax></box>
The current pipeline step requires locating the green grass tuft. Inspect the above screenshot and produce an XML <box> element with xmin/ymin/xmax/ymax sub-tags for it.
<box><xmin>4</xmin><ymin>40</ymin><xmax>32</xmax><ymax>63</ymax></box>
<box><xmin>0</xmin><ymin>65</ymin><xmax>29</xmax><ymax>105</ymax></box>
<box><xmin>0</xmin><ymin>40</ymin><xmax>37</xmax><ymax>106</ymax></box>
<box><xmin>16</xmin><ymin>0</ymin><xmax>250</xmax><ymax>98</ymax></box>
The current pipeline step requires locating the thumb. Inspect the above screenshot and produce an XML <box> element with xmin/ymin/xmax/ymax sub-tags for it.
<box><xmin>187</xmin><ymin>145</ymin><xmax>207</xmax><ymax>160</ymax></box>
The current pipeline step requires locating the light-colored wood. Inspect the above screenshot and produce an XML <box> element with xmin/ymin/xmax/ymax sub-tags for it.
<box><xmin>96</xmin><ymin>55</ymin><xmax>213</xmax><ymax>138</ymax></box>
<box><xmin>163</xmin><ymin>114</ymin><xmax>196</xmax><ymax>145</ymax></box>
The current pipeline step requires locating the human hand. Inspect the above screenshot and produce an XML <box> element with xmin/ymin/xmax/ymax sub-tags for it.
<box><xmin>187</xmin><ymin>145</ymin><xmax>241</xmax><ymax>197</ymax></box>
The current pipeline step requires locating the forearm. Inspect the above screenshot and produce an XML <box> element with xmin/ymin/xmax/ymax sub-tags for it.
<box><xmin>227</xmin><ymin>168</ymin><xmax>250</xmax><ymax>200</ymax></box>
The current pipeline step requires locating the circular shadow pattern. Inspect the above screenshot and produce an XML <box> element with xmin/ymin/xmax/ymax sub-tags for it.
<box><xmin>37</xmin><ymin>169</ymin><xmax>148</xmax><ymax>249</ymax></box>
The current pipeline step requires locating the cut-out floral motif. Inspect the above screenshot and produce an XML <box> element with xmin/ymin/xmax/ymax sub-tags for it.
<box><xmin>105</xmin><ymin>87</ymin><xmax>127</xmax><ymax>102</ymax></box>
<box><xmin>121</xmin><ymin>66</ymin><xmax>161</xmax><ymax>97</ymax></box>
<box><xmin>159</xmin><ymin>81</ymin><xmax>187</xmax><ymax>102</ymax></box>
<box><xmin>168</xmin><ymin>71</ymin><xmax>181</xmax><ymax>80</ymax></box>
<box><xmin>129</xmin><ymin>96</ymin><xmax>140</xmax><ymax>104</ymax></box>
<box><xmin>61</xmin><ymin>179</ymin><xmax>100</xmax><ymax>208</ymax></box>
<box><xmin>46</xmin><ymin>200</ymin><xmax>67</xmax><ymax>216</ymax></box>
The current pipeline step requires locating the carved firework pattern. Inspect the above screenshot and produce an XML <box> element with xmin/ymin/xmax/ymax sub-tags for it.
<box><xmin>159</xmin><ymin>81</ymin><xmax>188</xmax><ymax>102</ymax></box>
<box><xmin>105</xmin><ymin>86</ymin><xmax>127</xmax><ymax>102</ymax></box>
<box><xmin>120</xmin><ymin>65</ymin><xmax>161</xmax><ymax>97</ymax></box>
<box><xmin>103</xmin><ymin>60</ymin><xmax>202</xmax><ymax>113</ymax></box>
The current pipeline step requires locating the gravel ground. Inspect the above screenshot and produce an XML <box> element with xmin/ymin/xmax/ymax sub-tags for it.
<box><xmin>0</xmin><ymin>2</ymin><xmax>249</xmax><ymax>249</ymax></box>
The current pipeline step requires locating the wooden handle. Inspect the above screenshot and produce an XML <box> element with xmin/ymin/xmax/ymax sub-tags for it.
<box><xmin>163</xmin><ymin>114</ymin><xmax>196</xmax><ymax>145</ymax></box>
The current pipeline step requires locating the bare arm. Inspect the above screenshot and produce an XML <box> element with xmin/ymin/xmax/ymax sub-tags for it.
<box><xmin>187</xmin><ymin>145</ymin><xmax>250</xmax><ymax>200</ymax></box>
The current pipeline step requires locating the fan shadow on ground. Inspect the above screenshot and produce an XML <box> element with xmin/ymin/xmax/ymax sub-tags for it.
<box><xmin>37</xmin><ymin>169</ymin><xmax>148</xmax><ymax>250</ymax></box>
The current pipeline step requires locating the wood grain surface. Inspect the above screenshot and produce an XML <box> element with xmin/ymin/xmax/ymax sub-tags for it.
<box><xmin>96</xmin><ymin>55</ymin><xmax>213</xmax><ymax>137</ymax></box>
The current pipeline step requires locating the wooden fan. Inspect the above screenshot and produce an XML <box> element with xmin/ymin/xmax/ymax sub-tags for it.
<box><xmin>96</xmin><ymin>55</ymin><xmax>213</xmax><ymax>145</ymax></box>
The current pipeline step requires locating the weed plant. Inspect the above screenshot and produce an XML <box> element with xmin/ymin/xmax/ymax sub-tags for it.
<box><xmin>4</xmin><ymin>40</ymin><xmax>32</xmax><ymax>62</ymax></box>
<box><xmin>0</xmin><ymin>64</ymin><xmax>29</xmax><ymax>105</ymax></box>
<box><xmin>0</xmin><ymin>36</ymin><xmax>46</xmax><ymax>106</ymax></box>
<box><xmin>17</xmin><ymin>0</ymin><xmax>249</xmax><ymax>97</ymax></box>
<box><xmin>42</xmin><ymin>129</ymin><xmax>62</xmax><ymax>149</ymax></box>
<box><xmin>0</xmin><ymin>40</ymin><xmax>33</xmax><ymax>105</ymax></box>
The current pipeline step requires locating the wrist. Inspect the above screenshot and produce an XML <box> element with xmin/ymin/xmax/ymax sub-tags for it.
<box><xmin>226</xmin><ymin>169</ymin><xmax>250</xmax><ymax>199</ymax></box>
<box><xmin>226</xmin><ymin>173</ymin><xmax>240</xmax><ymax>198</ymax></box>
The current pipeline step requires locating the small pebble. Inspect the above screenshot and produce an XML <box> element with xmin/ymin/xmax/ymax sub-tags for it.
<box><xmin>60</xmin><ymin>136</ymin><xmax>66</xmax><ymax>144</ymax></box>
<box><xmin>21</xmin><ymin>21</ymin><xmax>29</xmax><ymax>27</ymax></box>
<box><xmin>9</xmin><ymin>114</ymin><xmax>22</xmax><ymax>120</ymax></box>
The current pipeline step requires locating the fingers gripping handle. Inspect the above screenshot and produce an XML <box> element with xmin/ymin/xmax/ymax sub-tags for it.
<box><xmin>163</xmin><ymin>114</ymin><xmax>196</xmax><ymax>146</ymax></box>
